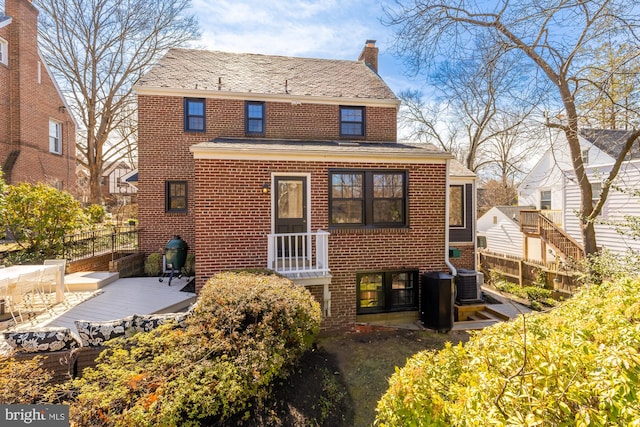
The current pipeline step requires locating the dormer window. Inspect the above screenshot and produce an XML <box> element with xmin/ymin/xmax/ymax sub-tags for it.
<box><xmin>340</xmin><ymin>106</ymin><xmax>365</xmax><ymax>137</ymax></box>
<box><xmin>245</xmin><ymin>101</ymin><xmax>265</xmax><ymax>135</ymax></box>
<box><xmin>0</xmin><ymin>37</ymin><xmax>8</xmax><ymax>66</ymax></box>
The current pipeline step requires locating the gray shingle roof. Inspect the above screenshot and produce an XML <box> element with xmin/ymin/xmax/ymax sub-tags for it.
<box><xmin>579</xmin><ymin>128</ymin><xmax>640</xmax><ymax>160</ymax></box>
<box><xmin>190</xmin><ymin>137</ymin><xmax>452</xmax><ymax>161</ymax></box>
<box><xmin>449</xmin><ymin>158</ymin><xmax>476</xmax><ymax>178</ymax></box>
<box><xmin>496</xmin><ymin>206</ymin><xmax>535</xmax><ymax>224</ymax></box>
<box><xmin>137</xmin><ymin>48</ymin><xmax>398</xmax><ymax>101</ymax></box>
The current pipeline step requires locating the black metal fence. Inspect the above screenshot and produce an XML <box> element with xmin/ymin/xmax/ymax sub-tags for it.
<box><xmin>62</xmin><ymin>226</ymin><xmax>139</xmax><ymax>262</ymax></box>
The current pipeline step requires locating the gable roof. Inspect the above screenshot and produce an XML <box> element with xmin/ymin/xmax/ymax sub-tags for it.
<box><xmin>579</xmin><ymin>128</ymin><xmax>640</xmax><ymax>160</ymax></box>
<box><xmin>448</xmin><ymin>158</ymin><xmax>476</xmax><ymax>179</ymax></box>
<box><xmin>494</xmin><ymin>206</ymin><xmax>535</xmax><ymax>224</ymax></box>
<box><xmin>0</xmin><ymin>14</ymin><xmax>11</xmax><ymax>28</ymax></box>
<box><xmin>135</xmin><ymin>48</ymin><xmax>398</xmax><ymax>106</ymax></box>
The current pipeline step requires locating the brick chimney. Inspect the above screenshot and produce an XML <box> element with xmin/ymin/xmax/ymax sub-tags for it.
<box><xmin>358</xmin><ymin>40</ymin><xmax>378</xmax><ymax>73</ymax></box>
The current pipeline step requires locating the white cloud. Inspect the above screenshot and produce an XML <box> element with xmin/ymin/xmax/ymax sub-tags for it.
<box><xmin>190</xmin><ymin>0</ymin><xmax>381</xmax><ymax>58</ymax></box>
<box><xmin>187</xmin><ymin>0</ymin><xmax>417</xmax><ymax>94</ymax></box>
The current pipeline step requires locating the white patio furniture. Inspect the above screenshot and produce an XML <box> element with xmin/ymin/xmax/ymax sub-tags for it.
<box><xmin>43</xmin><ymin>259</ymin><xmax>68</xmax><ymax>298</ymax></box>
<box><xmin>0</xmin><ymin>276</ymin><xmax>24</xmax><ymax>325</ymax></box>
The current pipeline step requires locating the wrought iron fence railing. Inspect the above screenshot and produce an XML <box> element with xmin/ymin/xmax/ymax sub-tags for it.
<box><xmin>62</xmin><ymin>226</ymin><xmax>139</xmax><ymax>262</ymax></box>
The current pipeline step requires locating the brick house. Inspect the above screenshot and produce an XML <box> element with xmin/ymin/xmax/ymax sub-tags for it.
<box><xmin>0</xmin><ymin>0</ymin><xmax>76</xmax><ymax>190</ymax></box>
<box><xmin>135</xmin><ymin>41</ymin><xmax>476</xmax><ymax>330</ymax></box>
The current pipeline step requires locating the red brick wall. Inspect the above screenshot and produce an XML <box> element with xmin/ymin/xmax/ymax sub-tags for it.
<box><xmin>0</xmin><ymin>23</ymin><xmax>9</xmax><ymax>163</ymax></box>
<box><xmin>192</xmin><ymin>159</ymin><xmax>448</xmax><ymax>330</ymax></box>
<box><xmin>137</xmin><ymin>94</ymin><xmax>398</xmax><ymax>256</ymax></box>
<box><xmin>1</xmin><ymin>0</ymin><xmax>76</xmax><ymax>191</ymax></box>
<box><xmin>450</xmin><ymin>242</ymin><xmax>476</xmax><ymax>271</ymax></box>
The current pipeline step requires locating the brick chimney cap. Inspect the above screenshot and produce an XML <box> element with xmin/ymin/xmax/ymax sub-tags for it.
<box><xmin>365</xmin><ymin>39</ymin><xmax>377</xmax><ymax>46</ymax></box>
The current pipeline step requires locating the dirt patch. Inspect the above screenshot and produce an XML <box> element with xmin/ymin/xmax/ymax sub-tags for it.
<box><xmin>223</xmin><ymin>326</ymin><xmax>470</xmax><ymax>426</ymax></box>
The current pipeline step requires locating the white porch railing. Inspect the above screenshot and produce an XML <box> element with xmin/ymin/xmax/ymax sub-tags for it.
<box><xmin>267</xmin><ymin>230</ymin><xmax>330</xmax><ymax>277</ymax></box>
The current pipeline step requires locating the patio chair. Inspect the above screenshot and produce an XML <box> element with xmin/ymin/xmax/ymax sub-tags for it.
<box><xmin>0</xmin><ymin>277</ymin><xmax>24</xmax><ymax>325</ymax></box>
<box><xmin>43</xmin><ymin>259</ymin><xmax>69</xmax><ymax>293</ymax></box>
<box><xmin>40</xmin><ymin>265</ymin><xmax>60</xmax><ymax>294</ymax></box>
<box><xmin>15</xmin><ymin>270</ymin><xmax>52</xmax><ymax>320</ymax></box>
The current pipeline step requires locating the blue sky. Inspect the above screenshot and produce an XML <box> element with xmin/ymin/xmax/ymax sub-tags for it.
<box><xmin>189</xmin><ymin>0</ymin><xmax>416</xmax><ymax>96</ymax></box>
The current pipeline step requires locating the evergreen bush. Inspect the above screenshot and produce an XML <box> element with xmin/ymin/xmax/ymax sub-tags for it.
<box><xmin>143</xmin><ymin>253</ymin><xmax>162</xmax><ymax>276</ymax></box>
<box><xmin>63</xmin><ymin>271</ymin><xmax>322</xmax><ymax>426</ymax></box>
<box><xmin>376</xmin><ymin>277</ymin><xmax>640</xmax><ymax>426</ymax></box>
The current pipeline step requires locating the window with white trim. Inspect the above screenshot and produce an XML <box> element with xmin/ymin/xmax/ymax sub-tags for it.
<box><xmin>540</xmin><ymin>190</ymin><xmax>551</xmax><ymax>210</ymax></box>
<box><xmin>449</xmin><ymin>185</ymin><xmax>465</xmax><ymax>227</ymax></box>
<box><xmin>0</xmin><ymin>37</ymin><xmax>7</xmax><ymax>66</ymax></box>
<box><xmin>49</xmin><ymin>120</ymin><xmax>62</xmax><ymax>154</ymax></box>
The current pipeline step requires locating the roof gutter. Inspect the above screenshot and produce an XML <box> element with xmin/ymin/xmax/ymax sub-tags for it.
<box><xmin>134</xmin><ymin>85</ymin><xmax>401</xmax><ymax>109</ymax></box>
<box><xmin>444</xmin><ymin>159</ymin><xmax>457</xmax><ymax>277</ymax></box>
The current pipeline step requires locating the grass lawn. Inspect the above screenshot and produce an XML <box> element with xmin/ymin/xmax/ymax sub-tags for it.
<box><xmin>230</xmin><ymin>327</ymin><xmax>470</xmax><ymax>426</ymax></box>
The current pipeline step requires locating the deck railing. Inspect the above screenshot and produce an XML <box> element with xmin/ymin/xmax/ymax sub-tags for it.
<box><xmin>63</xmin><ymin>226</ymin><xmax>139</xmax><ymax>262</ymax></box>
<box><xmin>267</xmin><ymin>231</ymin><xmax>330</xmax><ymax>277</ymax></box>
<box><xmin>520</xmin><ymin>211</ymin><xmax>584</xmax><ymax>261</ymax></box>
<box><xmin>541</xmin><ymin>209</ymin><xmax>563</xmax><ymax>226</ymax></box>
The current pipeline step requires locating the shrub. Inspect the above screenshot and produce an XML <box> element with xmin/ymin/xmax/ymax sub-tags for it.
<box><xmin>62</xmin><ymin>271</ymin><xmax>322</xmax><ymax>426</ymax></box>
<box><xmin>83</xmin><ymin>204</ymin><xmax>107</xmax><ymax>225</ymax></box>
<box><xmin>182</xmin><ymin>252</ymin><xmax>195</xmax><ymax>276</ymax></box>
<box><xmin>0</xmin><ymin>182</ymin><xmax>84</xmax><ymax>258</ymax></box>
<box><xmin>492</xmin><ymin>279</ymin><xmax>557</xmax><ymax>309</ymax></box>
<box><xmin>144</xmin><ymin>253</ymin><xmax>162</xmax><ymax>276</ymax></box>
<box><xmin>0</xmin><ymin>356</ymin><xmax>53</xmax><ymax>404</ymax></box>
<box><xmin>376</xmin><ymin>277</ymin><xmax>640</xmax><ymax>426</ymax></box>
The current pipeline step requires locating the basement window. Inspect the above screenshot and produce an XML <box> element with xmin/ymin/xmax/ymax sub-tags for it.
<box><xmin>357</xmin><ymin>270</ymin><xmax>418</xmax><ymax>314</ymax></box>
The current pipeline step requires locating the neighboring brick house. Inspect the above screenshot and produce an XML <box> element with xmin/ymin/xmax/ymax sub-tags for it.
<box><xmin>0</xmin><ymin>0</ymin><xmax>76</xmax><ymax>190</ymax></box>
<box><xmin>135</xmin><ymin>41</ymin><xmax>475</xmax><ymax>330</ymax></box>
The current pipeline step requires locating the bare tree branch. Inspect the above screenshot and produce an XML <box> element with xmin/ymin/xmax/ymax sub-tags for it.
<box><xmin>385</xmin><ymin>0</ymin><xmax>640</xmax><ymax>255</ymax></box>
<box><xmin>34</xmin><ymin>0</ymin><xmax>199</xmax><ymax>203</ymax></box>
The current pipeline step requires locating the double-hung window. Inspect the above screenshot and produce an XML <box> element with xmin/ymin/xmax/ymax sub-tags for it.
<box><xmin>49</xmin><ymin>120</ymin><xmax>62</xmax><ymax>154</ymax></box>
<box><xmin>184</xmin><ymin>98</ymin><xmax>205</xmax><ymax>132</ymax></box>
<box><xmin>540</xmin><ymin>190</ymin><xmax>551</xmax><ymax>210</ymax></box>
<box><xmin>340</xmin><ymin>106</ymin><xmax>365</xmax><ymax>137</ymax></box>
<box><xmin>166</xmin><ymin>181</ymin><xmax>188</xmax><ymax>213</ymax></box>
<box><xmin>449</xmin><ymin>185</ymin><xmax>465</xmax><ymax>227</ymax></box>
<box><xmin>330</xmin><ymin>170</ymin><xmax>407</xmax><ymax>227</ymax></box>
<box><xmin>245</xmin><ymin>101</ymin><xmax>265</xmax><ymax>135</ymax></box>
<box><xmin>0</xmin><ymin>37</ymin><xmax>7</xmax><ymax>66</ymax></box>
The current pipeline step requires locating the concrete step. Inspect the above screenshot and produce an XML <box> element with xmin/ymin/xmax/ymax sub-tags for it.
<box><xmin>473</xmin><ymin>310</ymin><xmax>501</xmax><ymax>321</ymax></box>
<box><xmin>64</xmin><ymin>271</ymin><xmax>120</xmax><ymax>291</ymax></box>
<box><xmin>485</xmin><ymin>304</ymin><xmax>526</xmax><ymax>321</ymax></box>
<box><xmin>452</xmin><ymin>319</ymin><xmax>500</xmax><ymax>330</ymax></box>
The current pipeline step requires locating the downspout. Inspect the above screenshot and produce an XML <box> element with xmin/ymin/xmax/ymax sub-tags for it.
<box><xmin>444</xmin><ymin>159</ymin><xmax>457</xmax><ymax>277</ymax></box>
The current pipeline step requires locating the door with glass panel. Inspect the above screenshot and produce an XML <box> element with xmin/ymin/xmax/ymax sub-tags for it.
<box><xmin>275</xmin><ymin>177</ymin><xmax>307</xmax><ymax>258</ymax></box>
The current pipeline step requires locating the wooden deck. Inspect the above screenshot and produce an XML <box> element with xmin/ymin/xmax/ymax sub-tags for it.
<box><xmin>2</xmin><ymin>275</ymin><xmax>196</xmax><ymax>334</ymax></box>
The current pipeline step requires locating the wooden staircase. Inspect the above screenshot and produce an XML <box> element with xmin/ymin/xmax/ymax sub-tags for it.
<box><xmin>520</xmin><ymin>210</ymin><xmax>584</xmax><ymax>262</ymax></box>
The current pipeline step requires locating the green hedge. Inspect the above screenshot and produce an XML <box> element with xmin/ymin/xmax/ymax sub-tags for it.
<box><xmin>64</xmin><ymin>271</ymin><xmax>322</xmax><ymax>426</ymax></box>
<box><xmin>375</xmin><ymin>278</ymin><xmax>640</xmax><ymax>426</ymax></box>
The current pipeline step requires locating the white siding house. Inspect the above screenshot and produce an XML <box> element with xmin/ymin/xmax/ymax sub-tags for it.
<box><xmin>476</xmin><ymin>128</ymin><xmax>640</xmax><ymax>260</ymax></box>
<box><xmin>477</xmin><ymin>206</ymin><xmax>531</xmax><ymax>257</ymax></box>
<box><xmin>563</xmin><ymin>160</ymin><xmax>640</xmax><ymax>253</ymax></box>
